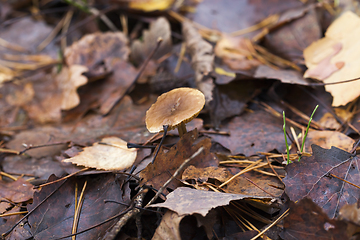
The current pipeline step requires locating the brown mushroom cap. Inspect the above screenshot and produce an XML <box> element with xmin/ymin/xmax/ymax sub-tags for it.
<box><xmin>146</xmin><ymin>87</ymin><xmax>205</xmax><ymax>133</ymax></box>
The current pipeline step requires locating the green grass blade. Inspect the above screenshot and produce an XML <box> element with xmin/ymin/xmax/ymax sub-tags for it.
<box><xmin>298</xmin><ymin>105</ymin><xmax>319</xmax><ymax>161</ymax></box>
<box><xmin>283</xmin><ymin>111</ymin><xmax>290</xmax><ymax>164</ymax></box>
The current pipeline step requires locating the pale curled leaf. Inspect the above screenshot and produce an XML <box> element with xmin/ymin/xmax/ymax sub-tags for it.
<box><xmin>150</xmin><ymin>187</ymin><xmax>269</xmax><ymax>217</ymax></box>
<box><xmin>63</xmin><ymin>137</ymin><xmax>136</xmax><ymax>171</ymax></box>
<box><xmin>304</xmin><ymin>11</ymin><xmax>360</xmax><ymax>106</ymax></box>
<box><xmin>56</xmin><ymin>65</ymin><xmax>88</xmax><ymax>110</ymax></box>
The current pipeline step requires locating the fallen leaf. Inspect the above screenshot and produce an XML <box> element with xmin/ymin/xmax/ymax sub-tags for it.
<box><xmin>191</xmin><ymin>0</ymin><xmax>303</xmax><ymax>38</ymax></box>
<box><xmin>65</xmin><ymin>32</ymin><xmax>130</xmax><ymax>71</ymax></box>
<box><xmin>182</xmin><ymin>165</ymin><xmax>283</xmax><ymax>198</ymax></box>
<box><xmin>0</xmin><ymin>207</ymin><xmax>24</xmax><ymax>236</ymax></box>
<box><xmin>150</xmin><ymin>187</ymin><xmax>271</xmax><ymax>217</ymax></box>
<box><xmin>0</xmin><ymin>178</ymin><xmax>35</xmax><ymax>203</ymax></box>
<box><xmin>56</xmin><ymin>65</ymin><xmax>88</xmax><ymax>110</ymax></box>
<box><xmin>130</xmin><ymin>17</ymin><xmax>172</xmax><ymax>65</ymax></box>
<box><xmin>182</xmin><ymin>20</ymin><xmax>214</xmax><ymax>103</ymax></box>
<box><xmin>2</xmin><ymin>155</ymin><xmax>68</xmax><ymax>181</ymax></box>
<box><xmin>339</xmin><ymin>203</ymin><xmax>360</xmax><ymax>225</ymax></box>
<box><xmin>209</xmin><ymin>109</ymin><xmax>286</xmax><ymax>156</ymax></box>
<box><xmin>63</xmin><ymin>137</ymin><xmax>137</xmax><ymax>171</ymax></box>
<box><xmin>5</xmin><ymin>82</ymin><xmax>35</xmax><ymax>106</ymax></box>
<box><xmin>210</xmin><ymin>79</ymin><xmax>273</xmax><ymax>128</ymax></box>
<box><xmin>283</xmin><ymin>144</ymin><xmax>360</xmax><ymax>218</ymax></box>
<box><xmin>27</xmin><ymin>173</ymin><xmax>130</xmax><ymax>240</ymax></box>
<box><xmin>214</xmin><ymin>35</ymin><xmax>261</xmax><ymax>71</ymax></box>
<box><xmin>263</xmin><ymin>4</ymin><xmax>321</xmax><ymax>63</ymax></box>
<box><xmin>254</xmin><ymin>65</ymin><xmax>310</xmax><ymax>85</ymax></box>
<box><xmin>303</xmin><ymin>11</ymin><xmax>360</xmax><ymax>106</ymax></box>
<box><xmin>281</xmin><ymin>198</ymin><xmax>348</xmax><ymax>239</ymax></box>
<box><xmin>152</xmin><ymin>211</ymin><xmax>182</xmax><ymax>240</ymax></box>
<box><xmin>304</xmin><ymin>130</ymin><xmax>355</xmax><ymax>152</ymax></box>
<box><xmin>139</xmin><ymin>130</ymin><xmax>218</xmax><ymax>194</ymax></box>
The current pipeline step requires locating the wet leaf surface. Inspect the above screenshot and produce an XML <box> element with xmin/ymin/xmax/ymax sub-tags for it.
<box><xmin>281</xmin><ymin>198</ymin><xmax>348</xmax><ymax>240</ymax></box>
<box><xmin>210</xmin><ymin>109</ymin><xmax>286</xmax><ymax>155</ymax></box>
<box><xmin>0</xmin><ymin>178</ymin><xmax>34</xmax><ymax>203</ymax></box>
<box><xmin>283</xmin><ymin>145</ymin><xmax>359</xmax><ymax>218</ymax></box>
<box><xmin>27</xmin><ymin>173</ymin><xmax>130</xmax><ymax>240</ymax></box>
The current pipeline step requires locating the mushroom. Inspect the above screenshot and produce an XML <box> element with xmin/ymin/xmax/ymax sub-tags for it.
<box><xmin>146</xmin><ymin>87</ymin><xmax>205</xmax><ymax>137</ymax></box>
<box><xmin>145</xmin><ymin>87</ymin><xmax>205</xmax><ymax>163</ymax></box>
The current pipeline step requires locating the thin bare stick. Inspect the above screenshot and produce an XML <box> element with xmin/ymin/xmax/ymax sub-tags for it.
<box><xmin>146</xmin><ymin>147</ymin><xmax>204</xmax><ymax>207</ymax></box>
<box><xmin>34</xmin><ymin>168</ymin><xmax>90</xmax><ymax>189</ymax></box>
<box><xmin>19</xmin><ymin>141</ymin><xmax>69</xmax><ymax>155</ymax></box>
<box><xmin>219</xmin><ymin>160</ymin><xmax>263</xmax><ymax>188</ymax></box>
<box><xmin>102</xmin><ymin>188</ymin><xmax>147</xmax><ymax>240</ymax></box>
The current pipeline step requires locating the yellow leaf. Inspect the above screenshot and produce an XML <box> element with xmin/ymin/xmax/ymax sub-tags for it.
<box><xmin>129</xmin><ymin>0</ymin><xmax>174</xmax><ymax>12</ymax></box>
<box><xmin>63</xmin><ymin>137</ymin><xmax>137</xmax><ymax>171</ymax></box>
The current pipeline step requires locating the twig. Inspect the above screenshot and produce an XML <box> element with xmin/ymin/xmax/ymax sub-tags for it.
<box><xmin>146</xmin><ymin>146</ymin><xmax>204</xmax><ymax>207</ymax></box>
<box><xmin>34</xmin><ymin>168</ymin><xmax>90</xmax><ymax>189</ymax></box>
<box><xmin>102</xmin><ymin>188</ymin><xmax>147</xmax><ymax>240</ymax></box>
<box><xmin>19</xmin><ymin>141</ymin><xmax>69</xmax><ymax>155</ymax></box>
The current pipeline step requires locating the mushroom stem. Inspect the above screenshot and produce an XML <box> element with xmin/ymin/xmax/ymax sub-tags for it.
<box><xmin>177</xmin><ymin>122</ymin><xmax>187</xmax><ymax>137</ymax></box>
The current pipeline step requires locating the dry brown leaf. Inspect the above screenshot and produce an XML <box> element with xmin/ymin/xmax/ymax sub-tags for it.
<box><xmin>152</xmin><ymin>211</ymin><xmax>182</xmax><ymax>240</ymax></box>
<box><xmin>215</xmin><ymin>35</ymin><xmax>261</xmax><ymax>71</ymax></box>
<box><xmin>304</xmin><ymin>11</ymin><xmax>360</xmax><ymax>106</ymax></box>
<box><xmin>151</xmin><ymin>187</ymin><xmax>267</xmax><ymax>217</ymax></box>
<box><xmin>182</xmin><ymin>21</ymin><xmax>214</xmax><ymax>103</ymax></box>
<box><xmin>63</xmin><ymin>137</ymin><xmax>137</xmax><ymax>171</ymax></box>
<box><xmin>130</xmin><ymin>17</ymin><xmax>172</xmax><ymax>65</ymax></box>
<box><xmin>5</xmin><ymin>82</ymin><xmax>34</xmax><ymax>106</ymax></box>
<box><xmin>304</xmin><ymin>130</ymin><xmax>355</xmax><ymax>152</ymax></box>
<box><xmin>56</xmin><ymin>65</ymin><xmax>88</xmax><ymax>110</ymax></box>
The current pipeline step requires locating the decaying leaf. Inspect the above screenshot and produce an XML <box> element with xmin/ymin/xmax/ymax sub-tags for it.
<box><xmin>63</xmin><ymin>137</ymin><xmax>137</xmax><ymax>171</ymax></box>
<box><xmin>56</xmin><ymin>65</ymin><xmax>88</xmax><ymax>110</ymax></box>
<box><xmin>281</xmin><ymin>198</ymin><xmax>348</xmax><ymax>239</ymax></box>
<box><xmin>215</xmin><ymin>35</ymin><xmax>261</xmax><ymax>71</ymax></box>
<box><xmin>139</xmin><ymin>130</ymin><xmax>218</xmax><ymax>194</ymax></box>
<box><xmin>339</xmin><ymin>203</ymin><xmax>360</xmax><ymax>225</ymax></box>
<box><xmin>304</xmin><ymin>130</ymin><xmax>355</xmax><ymax>152</ymax></box>
<box><xmin>283</xmin><ymin>145</ymin><xmax>360</xmax><ymax>218</ymax></box>
<box><xmin>304</xmin><ymin>11</ymin><xmax>360</xmax><ymax>106</ymax></box>
<box><xmin>152</xmin><ymin>211</ymin><xmax>182</xmax><ymax>240</ymax></box>
<box><xmin>130</xmin><ymin>17</ymin><xmax>172</xmax><ymax>65</ymax></box>
<box><xmin>27</xmin><ymin>174</ymin><xmax>130</xmax><ymax>239</ymax></box>
<box><xmin>65</xmin><ymin>32</ymin><xmax>130</xmax><ymax>69</ymax></box>
<box><xmin>182</xmin><ymin>165</ymin><xmax>284</xmax><ymax>198</ymax></box>
<box><xmin>0</xmin><ymin>178</ymin><xmax>35</xmax><ymax>203</ymax></box>
<box><xmin>182</xmin><ymin>20</ymin><xmax>214</xmax><ymax>103</ymax></box>
<box><xmin>151</xmin><ymin>187</ymin><xmax>271</xmax><ymax>217</ymax></box>
<box><xmin>209</xmin><ymin>109</ymin><xmax>285</xmax><ymax>156</ymax></box>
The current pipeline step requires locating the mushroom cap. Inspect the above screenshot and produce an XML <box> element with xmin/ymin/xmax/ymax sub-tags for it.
<box><xmin>146</xmin><ymin>87</ymin><xmax>205</xmax><ymax>133</ymax></box>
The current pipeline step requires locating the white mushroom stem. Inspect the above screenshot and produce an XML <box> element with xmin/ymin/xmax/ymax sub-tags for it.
<box><xmin>177</xmin><ymin>122</ymin><xmax>187</xmax><ymax>137</ymax></box>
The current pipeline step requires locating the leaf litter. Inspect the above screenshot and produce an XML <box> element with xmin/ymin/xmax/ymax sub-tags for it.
<box><xmin>1</xmin><ymin>1</ymin><xmax>360</xmax><ymax>239</ymax></box>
